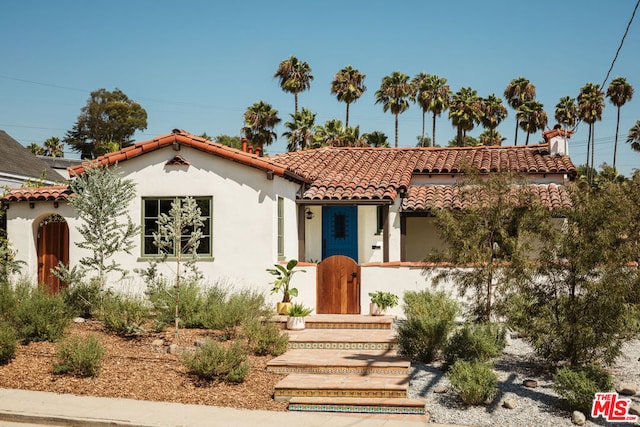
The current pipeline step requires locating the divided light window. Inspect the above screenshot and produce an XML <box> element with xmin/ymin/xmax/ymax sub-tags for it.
<box><xmin>142</xmin><ymin>197</ymin><xmax>212</xmax><ymax>257</ymax></box>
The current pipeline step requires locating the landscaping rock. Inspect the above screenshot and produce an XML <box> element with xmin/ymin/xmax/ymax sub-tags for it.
<box><xmin>523</xmin><ymin>379</ymin><xmax>538</xmax><ymax>388</ymax></box>
<box><xmin>194</xmin><ymin>339</ymin><xmax>207</xmax><ymax>347</ymax></box>
<box><xmin>616</xmin><ymin>382</ymin><xmax>638</xmax><ymax>396</ymax></box>
<box><xmin>168</xmin><ymin>344</ymin><xmax>179</xmax><ymax>354</ymax></box>
<box><xmin>433</xmin><ymin>385</ymin><xmax>448</xmax><ymax>394</ymax></box>
<box><xmin>73</xmin><ymin>317</ymin><xmax>85</xmax><ymax>323</ymax></box>
<box><xmin>629</xmin><ymin>402</ymin><xmax>640</xmax><ymax>417</ymax></box>
<box><xmin>502</xmin><ymin>398</ymin><xmax>517</xmax><ymax>409</ymax></box>
<box><xmin>151</xmin><ymin>339</ymin><xmax>164</xmax><ymax>347</ymax></box>
<box><xmin>571</xmin><ymin>411</ymin><xmax>586</xmax><ymax>426</ymax></box>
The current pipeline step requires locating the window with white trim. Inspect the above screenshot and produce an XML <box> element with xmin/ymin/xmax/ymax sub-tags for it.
<box><xmin>142</xmin><ymin>197</ymin><xmax>212</xmax><ymax>256</ymax></box>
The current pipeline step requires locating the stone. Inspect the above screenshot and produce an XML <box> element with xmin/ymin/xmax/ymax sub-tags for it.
<box><xmin>168</xmin><ymin>344</ymin><xmax>179</xmax><ymax>354</ymax></box>
<box><xmin>616</xmin><ymin>382</ymin><xmax>638</xmax><ymax>396</ymax></box>
<box><xmin>628</xmin><ymin>402</ymin><xmax>640</xmax><ymax>417</ymax></box>
<box><xmin>523</xmin><ymin>379</ymin><xmax>538</xmax><ymax>388</ymax></box>
<box><xmin>73</xmin><ymin>317</ymin><xmax>85</xmax><ymax>323</ymax></box>
<box><xmin>194</xmin><ymin>339</ymin><xmax>207</xmax><ymax>347</ymax></box>
<box><xmin>502</xmin><ymin>398</ymin><xmax>517</xmax><ymax>409</ymax></box>
<box><xmin>571</xmin><ymin>410</ymin><xmax>586</xmax><ymax>426</ymax></box>
<box><xmin>151</xmin><ymin>339</ymin><xmax>164</xmax><ymax>347</ymax></box>
<box><xmin>433</xmin><ymin>385</ymin><xmax>448</xmax><ymax>394</ymax></box>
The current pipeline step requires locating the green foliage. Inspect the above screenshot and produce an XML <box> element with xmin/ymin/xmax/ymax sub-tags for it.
<box><xmin>447</xmin><ymin>360</ymin><xmax>498</xmax><ymax>405</ymax></box>
<box><xmin>66</xmin><ymin>163</ymin><xmax>140</xmax><ymax>287</ymax></box>
<box><xmin>444</xmin><ymin>323</ymin><xmax>506</xmax><ymax>367</ymax></box>
<box><xmin>96</xmin><ymin>293</ymin><xmax>150</xmax><ymax>336</ymax></box>
<box><xmin>427</xmin><ymin>171</ymin><xmax>551</xmax><ymax>321</ymax></box>
<box><xmin>62</xmin><ymin>279</ymin><xmax>103</xmax><ymax>318</ymax></box>
<box><xmin>287</xmin><ymin>302</ymin><xmax>313</xmax><ymax>317</ymax></box>
<box><xmin>53</xmin><ymin>335</ymin><xmax>105</xmax><ymax>377</ymax></box>
<box><xmin>509</xmin><ymin>179</ymin><xmax>640</xmax><ymax>365</ymax></box>
<box><xmin>144</xmin><ymin>271</ymin><xmax>204</xmax><ymax>329</ymax></box>
<box><xmin>368</xmin><ymin>291</ymin><xmax>399</xmax><ymax>310</ymax></box>
<box><xmin>553</xmin><ymin>365</ymin><xmax>613</xmax><ymax>413</ymax></box>
<box><xmin>267</xmin><ymin>259</ymin><xmax>305</xmax><ymax>303</ymax></box>
<box><xmin>199</xmin><ymin>285</ymin><xmax>270</xmax><ymax>339</ymax></box>
<box><xmin>182</xmin><ymin>340</ymin><xmax>249</xmax><ymax>383</ymax></box>
<box><xmin>64</xmin><ymin>88</ymin><xmax>147</xmax><ymax>159</ymax></box>
<box><xmin>0</xmin><ymin>322</ymin><xmax>18</xmax><ymax>364</ymax></box>
<box><xmin>0</xmin><ymin>238</ymin><xmax>25</xmax><ymax>277</ymax></box>
<box><xmin>11</xmin><ymin>282</ymin><xmax>70</xmax><ymax>344</ymax></box>
<box><xmin>242</xmin><ymin>317</ymin><xmax>289</xmax><ymax>356</ymax></box>
<box><xmin>0</xmin><ymin>281</ymin><xmax>16</xmax><ymax>319</ymax></box>
<box><xmin>397</xmin><ymin>290</ymin><xmax>458</xmax><ymax>362</ymax></box>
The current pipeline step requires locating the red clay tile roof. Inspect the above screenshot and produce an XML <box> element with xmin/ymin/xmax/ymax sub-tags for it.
<box><xmin>542</xmin><ymin>127</ymin><xmax>574</xmax><ymax>142</ymax></box>
<box><xmin>3</xmin><ymin>185</ymin><xmax>73</xmax><ymax>202</ymax></box>
<box><xmin>401</xmin><ymin>183</ymin><xmax>572</xmax><ymax>212</ymax></box>
<box><xmin>68</xmin><ymin>129</ymin><xmax>307</xmax><ymax>183</ymax></box>
<box><xmin>269</xmin><ymin>145</ymin><xmax>576</xmax><ymax>201</ymax></box>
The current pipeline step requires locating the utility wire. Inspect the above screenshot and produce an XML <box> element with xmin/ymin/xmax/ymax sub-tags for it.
<box><xmin>601</xmin><ymin>0</ymin><xmax>640</xmax><ymax>89</ymax></box>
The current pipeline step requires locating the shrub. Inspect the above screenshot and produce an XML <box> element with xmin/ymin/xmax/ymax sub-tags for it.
<box><xmin>242</xmin><ymin>317</ymin><xmax>289</xmax><ymax>356</ymax></box>
<box><xmin>62</xmin><ymin>279</ymin><xmax>103</xmax><ymax>318</ymax></box>
<box><xmin>12</xmin><ymin>282</ymin><xmax>70</xmax><ymax>344</ymax></box>
<box><xmin>0</xmin><ymin>281</ymin><xmax>16</xmax><ymax>321</ymax></box>
<box><xmin>53</xmin><ymin>335</ymin><xmax>105</xmax><ymax>377</ymax></box>
<box><xmin>448</xmin><ymin>360</ymin><xmax>498</xmax><ymax>405</ymax></box>
<box><xmin>444</xmin><ymin>322</ymin><xmax>507</xmax><ymax>367</ymax></box>
<box><xmin>97</xmin><ymin>292</ymin><xmax>150</xmax><ymax>336</ymax></box>
<box><xmin>146</xmin><ymin>277</ymin><xmax>204</xmax><ymax>329</ymax></box>
<box><xmin>397</xmin><ymin>290</ymin><xmax>458</xmax><ymax>362</ymax></box>
<box><xmin>182</xmin><ymin>339</ymin><xmax>249</xmax><ymax>383</ymax></box>
<box><xmin>0</xmin><ymin>322</ymin><xmax>18</xmax><ymax>364</ymax></box>
<box><xmin>553</xmin><ymin>365</ymin><xmax>613</xmax><ymax>413</ymax></box>
<box><xmin>199</xmin><ymin>285</ymin><xmax>270</xmax><ymax>339</ymax></box>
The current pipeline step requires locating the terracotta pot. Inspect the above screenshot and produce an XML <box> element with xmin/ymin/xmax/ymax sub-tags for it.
<box><xmin>286</xmin><ymin>316</ymin><xmax>306</xmax><ymax>330</ymax></box>
<box><xmin>277</xmin><ymin>302</ymin><xmax>292</xmax><ymax>315</ymax></box>
<box><xmin>369</xmin><ymin>302</ymin><xmax>385</xmax><ymax>316</ymax></box>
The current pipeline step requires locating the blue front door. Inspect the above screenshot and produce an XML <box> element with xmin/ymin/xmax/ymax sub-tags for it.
<box><xmin>322</xmin><ymin>205</ymin><xmax>358</xmax><ymax>261</ymax></box>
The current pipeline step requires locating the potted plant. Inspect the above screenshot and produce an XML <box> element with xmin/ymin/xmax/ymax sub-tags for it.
<box><xmin>368</xmin><ymin>291</ymin><xmax>399</xmax><ymax>316</ymax></box>
<box><xmin>267</xmin><ymin>259</ymin><xmax>306</xmax><ymax>315</ymax></box>
<box><xmin>286</xmin><ymin>303</ymin><xmax>313</xmax><ymax>330</ymax></box>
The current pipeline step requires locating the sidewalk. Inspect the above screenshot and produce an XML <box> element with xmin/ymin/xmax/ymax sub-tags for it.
<box><xmin>0</xmin><ymin>388</ymin><xmax>466</xmax><ymax>427</ymax></box>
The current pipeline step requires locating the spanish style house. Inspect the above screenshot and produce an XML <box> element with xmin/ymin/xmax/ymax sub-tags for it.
<box><xmin>3</xmin><ymin>128</ymin><xmax>576</xmax><ymax>315</ymax></box>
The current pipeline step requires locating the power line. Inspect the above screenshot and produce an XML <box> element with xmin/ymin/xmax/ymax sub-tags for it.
<box><xmin>601</xmin><ymin>0</ymin><xmax>640</xmax><ymax>88</ymax></box>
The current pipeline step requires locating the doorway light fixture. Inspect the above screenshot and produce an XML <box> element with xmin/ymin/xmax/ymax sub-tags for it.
<box><xmin>305</xmin><ymin>208</ymin><xmax>314</xmax><ymax>220</ymax></box>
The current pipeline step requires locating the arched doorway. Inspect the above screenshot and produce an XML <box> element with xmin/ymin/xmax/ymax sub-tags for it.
<box><xmin>37</xmin><ymin>214</ymin><xmax>69</xmax><ymax>294</ymax></box>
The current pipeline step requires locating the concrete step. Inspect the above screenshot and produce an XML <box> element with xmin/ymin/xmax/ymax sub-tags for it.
<box><xmin>287</xmin><ymin>396</ymin><xmax>426</xmax><ymax>415</ymax></box>
<box><xmin>273</xmin><ymin>373</ymin><xmax>408</xmax><ymax>401</ymax></box>
<box><xmin>267</xmin><ymin>349</ymin><xmax>409</xmax><ymax>375</ymax></box>
<box><xmin>274</xmin><ymin>314</ymin><xmax>395</xmax><ymax>330</ymax></box>
<box><xmin>285</xmin><ymin>328</ymin><xmax>398</xmax><ymax>350</ymax></box>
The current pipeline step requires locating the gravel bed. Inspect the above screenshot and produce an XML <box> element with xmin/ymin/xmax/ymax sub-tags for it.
<box><xmin>407</xmin><ymin>335</ymin><xmax>640</xmax><ymax>426</ymax></box>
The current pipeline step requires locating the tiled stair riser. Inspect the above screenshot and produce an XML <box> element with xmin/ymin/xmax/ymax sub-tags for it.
<box><xmin>304</xmin><ymin>322</ymin><xmax>391</xmax><ymax>330</ymax></box>
<box><xmin>267</xmin><ymin>366</ymin><xmax>408</xmax><ymax>375</ymax></box>
<box><xmin>288</xmin><ymin>403</ymin><xmax>425</xmax><ymax>415</ymax></box>
<box><xmin>274</xmin><ymin>389</ymin><xmax>407</xmax><ymax>400</ymax></box>
<box><xmin>287</xmin><ymin>341</ymin><xmax>397</xmax><ymax>350</ymax></box>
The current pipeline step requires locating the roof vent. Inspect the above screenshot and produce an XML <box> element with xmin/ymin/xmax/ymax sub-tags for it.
<box><xmin>171</xmin><ymin>128</ymin><xmax>182</xmax><ymax>135</ymax></box>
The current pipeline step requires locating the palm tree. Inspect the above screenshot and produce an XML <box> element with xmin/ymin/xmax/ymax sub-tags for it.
<box><xmin>274</xmin><ymin>56</ymin><xmax>313</xmax><ymax>114</ymax></box>
<box><xmin>375</xmin><ymin>71</ymin><xmax>415</xmax><ymax>147</ymax></box>
<box><xmin>449</xmin><ymin>87</ymin><xmax>482</xmax><ymax>147</ymax></box>
<box><xmin>517</xmin><ymin>100</ymin><xmax>548</xmax><ymax>145</ymax></box>
<box><xmin>26</xmin><ymin>143</ymin><xmax>44</xmax><ymax>156</ymax></box>
<box><xmin>282</xmin><ymin>107</ymin><xmax>316</xmax><ymax>152</ymax></box>
<box><xmin>412</xmin><ymin>73</ymin><xmax>451</xmax><ymax>147</ymax></box>
<box><xmin>578</xmin><ymin>82</ymin><xmax>605</xmax><ymax>184</ymax></box>
<box><xmin>607</xmin><ymin>77</ymin><xmax>634</xmax><ymax>169</ymax></box>
<box><xmin>314</xmin><ymin>119</ymin><xmax>347</xmax><ymax>147</ymax></box>
<box><xmin>479</xmin><ymin>94</ymin><xmax>508</xmax><ymax>136</ymax></box>
<box><xmin>554</xmin><ymin>96</ymin><xmax>578</xmax><ymax>130</ymax></box>
<box><xmin>363</xmin><ymin>131</ymin><xmax>390</xmax><ymax>148</ymax></box>
<box><xmin>43</xmin><ymin>136</ymin><xmax>64</xmax><ymax>157</ymax></box>
<box><xmin>478</xmin><ymin>129</ymin><xmax>506</xmax><ymax>146</ymax></box>
<box><xmin>330</xmin><ymin>66</ymin><xmax>366</xmax><ymax>128</ymax></box>
<box><xmin>627</xmin><ymin>120</ymin><xmax>640</xmax><ymax>152</ymax></box>
<box><xmin>343</xmin><ymin>125</ymin><xmax>368</xmax><ymax>147</ymax></box>
<box><xmin>504</xmin><ymin>77</ymin><xmax>536</xmax><ymax>145</ymax></box>
<box><xmin>241</xmin><ymin>101</ymin><xmax>281</xmax><ymax>153</ymax></box>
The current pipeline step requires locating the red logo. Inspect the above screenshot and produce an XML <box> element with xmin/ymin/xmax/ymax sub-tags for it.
<box><xmin>591</xmin><ymin>392</ymin><xmax>638</xmax><ymax>423</ymax></box>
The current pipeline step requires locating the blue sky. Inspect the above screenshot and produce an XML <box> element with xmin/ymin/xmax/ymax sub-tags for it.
<box><xmin>1</xmin><ymin>1</ymin><xmax>639</xmax><ymax>175</ymax></box>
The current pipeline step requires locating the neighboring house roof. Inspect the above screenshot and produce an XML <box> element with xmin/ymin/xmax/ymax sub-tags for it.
<box><xmin>4</xmin><ymin>185</ymin><xmax>73</xmax><ymax>202</ymax></box>
<box><xmin>0</xmin><ymin>130</ymin><xmax>61</xmax><ymax>183</ymax></box>
<box><xmin>268</xmin><ymin>144</ymin><xmax>576</xmax><ymax>202</ymax></box>
<box><xmin>68</xmin><ymin>129</ymin><xmax>308</xmax><ymax>183</ymax></box>
<box><xmin>401</xmin><ymin>183</ymin><xmax>573</xmax><ymax>212</ymax></box>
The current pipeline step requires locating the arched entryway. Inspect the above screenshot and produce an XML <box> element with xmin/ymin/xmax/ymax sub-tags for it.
<box><xmin>37</xmin><ymin>214</ymin><xmax>69</xmax><ymax>294</ymax></box>
<box><xmin>316</xmin><ymin>255</ymin><xmax>361</xmax><ymax>314</ymax></box>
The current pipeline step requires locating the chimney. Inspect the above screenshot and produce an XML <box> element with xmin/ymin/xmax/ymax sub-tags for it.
<box><xmin>255</xmin><ymin>146</ymin><xmax>262</xmax><ymax>157</ymax></box>
<box><xmin>241</xmin><ymin>138</ymin><xmax>247</xmax><ymax>153</ymax></box>
<box><xmin>247</xmin><ymin>145</ymin><xmax>253</xmax><ymax>154</ymax></box>
<box><xmin>545</xmin><ymin>124</ymin><xmax>572</xmax><ymax>156</ymax></box>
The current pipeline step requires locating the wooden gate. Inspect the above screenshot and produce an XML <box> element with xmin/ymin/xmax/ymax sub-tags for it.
<box><xmin>316</xmin><ymin>255</ymin><xmax>360</xmax><ymax>314</ymax></box>
<box><xmin>37</xmin><ymin>218</ymin><xmax>69</xmax><ymax>294</ymax></box>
